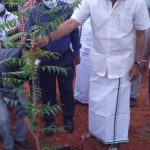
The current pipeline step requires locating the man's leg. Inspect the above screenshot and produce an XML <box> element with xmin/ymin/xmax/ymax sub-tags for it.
<box><xmin>130</xmin><ymin>75</ymin><xmax>141</xmax><ymax>107</ymax></box>
<box><xmin>39</xmin><ymin>68</ymin><xmax>56</xmax><ymax>135</ymax></box>
<box><xmin>8</xmin><ymin>88</ymin><xmax>32</xmax><ymax>149</ymax></box>
<box><xmin>13</xmin><ymin>103</ymin><xmax>28</xmax><ymax>142</ymax></box>
<box><xmin>58</xmin><ymin>64</ymin><xmax>75</xmax><ymax>133</ymax></box>
<box><xmin>0</xmin><ymin>95</ymin><xmax>14</xmax><ymax>150</ymax></box>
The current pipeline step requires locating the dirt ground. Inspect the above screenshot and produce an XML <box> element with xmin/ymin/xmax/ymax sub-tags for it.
<box><xmin>0</xmin><ymin>72</ymin><xmax>150</xmax><ymax>150</ymax></box>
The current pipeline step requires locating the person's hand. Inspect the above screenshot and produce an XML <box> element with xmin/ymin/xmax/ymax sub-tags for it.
<box><xmin>74</xmin><ymin>56</ymin><xmax>80</xmax><ymax>65</ymax></box>
<box><xmin>140</xmin><ymin>60</ymin><xmax>149</xmax><ymax>74</ymax></box>
<box><xmin>31</xmin><ymin>36</ymin><xmax>49</xmax><ymax>49</ymax></box>
<box><xmin>129</xmin><ymin>63</ymin><xmax>140</xmax><ymax>81</ymax></box>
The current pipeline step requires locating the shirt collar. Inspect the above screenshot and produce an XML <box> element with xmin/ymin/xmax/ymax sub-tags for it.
<box><xmin>3</xmin><ymin>10</ymin><xmax>10</xmax><ymax>17</ymax></box>
<box><xmin>0</xmin><ymin>9</ymin><xmax>10</xmax><ymax>19</ymax></box>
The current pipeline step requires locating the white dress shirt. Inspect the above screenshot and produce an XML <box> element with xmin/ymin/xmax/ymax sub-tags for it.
<box><xmin>71</xmin><ymin>0</ymin><xmax>150</xmax><ymax>78</ymax></box>
<box><xmin>0</xmin><ymin>10</ymin><xmax>20</xmax><ymax>42</ymax></box>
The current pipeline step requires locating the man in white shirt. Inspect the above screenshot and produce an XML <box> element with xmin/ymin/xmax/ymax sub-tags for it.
<box><xmin>0</xmin><ymin>3</ymin><xmax>20</xmax><ymax>46</ymax></box>
<box><xmin>31</xmin><ymin>0</ymin><xmax>150</xmax><ymax>149</ymax></box>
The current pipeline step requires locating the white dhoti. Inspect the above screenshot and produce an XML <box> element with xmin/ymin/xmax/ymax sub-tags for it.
<box><xmin>89</xmin><ymin>74</ymin><xmax>131</xmax><ymax>144</ymax></box>
<box><xmin>74</xmin><ymin>49</ymin><xmax>91</xmax><ymax>103</ymax></box>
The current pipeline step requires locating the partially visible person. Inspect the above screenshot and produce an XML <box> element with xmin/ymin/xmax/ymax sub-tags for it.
<box><xmin>130</xmin><ymin>0</ymin><xmax>150</xmax><ymax>108</ymax></box>
<box><xmin>27</xmin><ymin>0</ymin><xmax>81</xmax><ymax>134</ymax></box>
<box><xmin>0</xmin><ymin>48</ymin><xmax>32</xmax><ymax>150</ymax></box>
<box><xmin>142</xmin><ymin>29</ymin><xmax>150</xmax><ymax>97</ymax></box>
<box><xmin>74</xmin><ymin>18</ymin><xmax>92</xmax><ymax>104</ymax></box>
<box><xmin>143</xmin><ymin>0</ymin><xmax>150</xmax><ymax>97</ymax></box>
<box><xmin>0</xmin><ymin>91</ymin><xmax>32</xmax><ymax>150</ymax></box>
<box><xmin>0</xmin><ymin>3</ymin><xmax>20</xmax><ymax>47</ymax></box>
<box><xmin>20</xmin><ymin>0</ymin><xmax>41</xmax><ymax>43</ymax></box>
<box><xmin>147</xmin><ymin>29</ymin><xmax>150</xmax><ymax>96</ymax></box>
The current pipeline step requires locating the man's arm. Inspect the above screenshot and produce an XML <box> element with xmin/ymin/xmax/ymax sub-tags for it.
<box><xmin>70</xmin><ymin>27</ymin><xmax>81</xmax><ymax>65</ymax></box>
<box><xmin>129</xmin><ymin>30</ymin><xmax>145</xmax><ymax>80</ymax></box>
<box><xmin>31</xmin><ymin>18</ymin><xmax>80</xmax><ymax>49</ymax></box>
<box><xmin>6</xmin><ymin>14</ymin><xmax>21</xmax><ymax>37</ymax></box>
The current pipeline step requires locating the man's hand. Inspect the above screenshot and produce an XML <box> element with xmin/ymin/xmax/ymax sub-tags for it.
<box><xmin>31</xmin><ymin>36</ymin><xmax>49</xmax><ymax>49</ymax></box>
<box><xmin>74</xmin><ymin>56</ymin><xmax>80</xmax><ymax>65</ymax></box>
<box><xmin>129</xmin><ymin>64</ymin><xmax>140</xmax><ymax>81</ymax></box>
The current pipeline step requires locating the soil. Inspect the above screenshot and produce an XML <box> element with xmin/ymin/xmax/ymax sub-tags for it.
<box><xmin>0</xmin><ymin>72</ymin><xmax>150</xmax><ymax>150</ymax></box>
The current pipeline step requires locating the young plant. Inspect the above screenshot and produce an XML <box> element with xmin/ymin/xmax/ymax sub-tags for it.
<box><xmin>1</xmin><ymin>0</ymin><xmax>80</xmax><ymax>149</ymax></box>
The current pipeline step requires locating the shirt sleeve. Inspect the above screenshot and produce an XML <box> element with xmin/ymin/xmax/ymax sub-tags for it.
<box><xmin>71</xmin><ymin>0</ymin><xmax>90</xmax><ymax>25</ymax></box>
<box><xmin>70</xmin><ymin>27</ymin><xmax>81</xmax><ymax>56</ymax></box>
<box><xmin>133</xmin><ymin>0</ymin><xmax>150</xmax><ymax>30</ymax></box>
<box><xmin>26</xmin><ymin>8</ymin><xmax>36</xmax><ymax>32</ymax></box>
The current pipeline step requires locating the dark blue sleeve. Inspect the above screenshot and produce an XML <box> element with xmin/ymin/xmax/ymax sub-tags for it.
<box><xmin>26</xmin><ymin>7</ymin><xmax>36</xmax><ymax>32</ymax></box>
<box><xmin>14</xmin><ymin>102</ymin><xmax>27</xmax><ymax>119</ymax></box>
<box><xmin>70</xmin><ymin>28</ymin><xmax>81</xmax><ymax>57</ymax></box>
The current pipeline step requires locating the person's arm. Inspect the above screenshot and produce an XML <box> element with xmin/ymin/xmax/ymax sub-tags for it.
<box><xmin>31</xmin><ymin>0</ymin><xmax>90</xmax><ymax>49</ymax></box>
<box><xmin>26</xmin><ymin>7</ymin><xmax>36</xmax><ymax>33</ymax></box>
<box><xmin>129</xmin><ymin>30</ymin><xmax>145</xmax><ymax>80</ymax></box>
<box><xmin>31</xmin><ymin>18</ymin><xmax>80</xmax><ymax>49</ymax></box>
<box><xmin>6</xmin><ymin>15</ymin><xmax>21</xmax><ymax>36</ymax></box>
<box><xmin>70</xmin><ymin>27</ymin><xmax>81</xmax><ymax>65</ymax></box>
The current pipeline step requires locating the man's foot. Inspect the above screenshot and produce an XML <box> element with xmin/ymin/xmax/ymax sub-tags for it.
<box><xmin>64</xmin><ymin>120</ymin><xmax>74</xmax><ymax>133</ymax></box>
<box><xmin>81</xmin><ymin>132</ymin><xmax>92</xmax><ymax>140</ymax></box>
<box><xmin>74</xmin><ymin>98</ymin><xmax>88</xmax><ymax>105</ymax></box>
<box><xmin>130</xmin><ymin>97</ymin><xmax>136</xmax><ymax>107</ymax></box>
<box><xmin>74</xmin><ymin>98</ymin><xmax>81</xmax><ymax>104</ymax></box>
<box><xmin>15</xmin><ymin>140</ymin><xmax>32</xmax><ymax>149</ymax></box>
<box><xmin>108</xmin><ymin>144</ymin><xmax>119</xmax><ymax>150</ymax></box>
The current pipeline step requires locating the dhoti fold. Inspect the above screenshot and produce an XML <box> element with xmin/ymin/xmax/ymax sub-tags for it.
<box><xmin>89</xmin><ymin>74</ymin><xmax>131</xmax><ymax>144</ymax></box>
